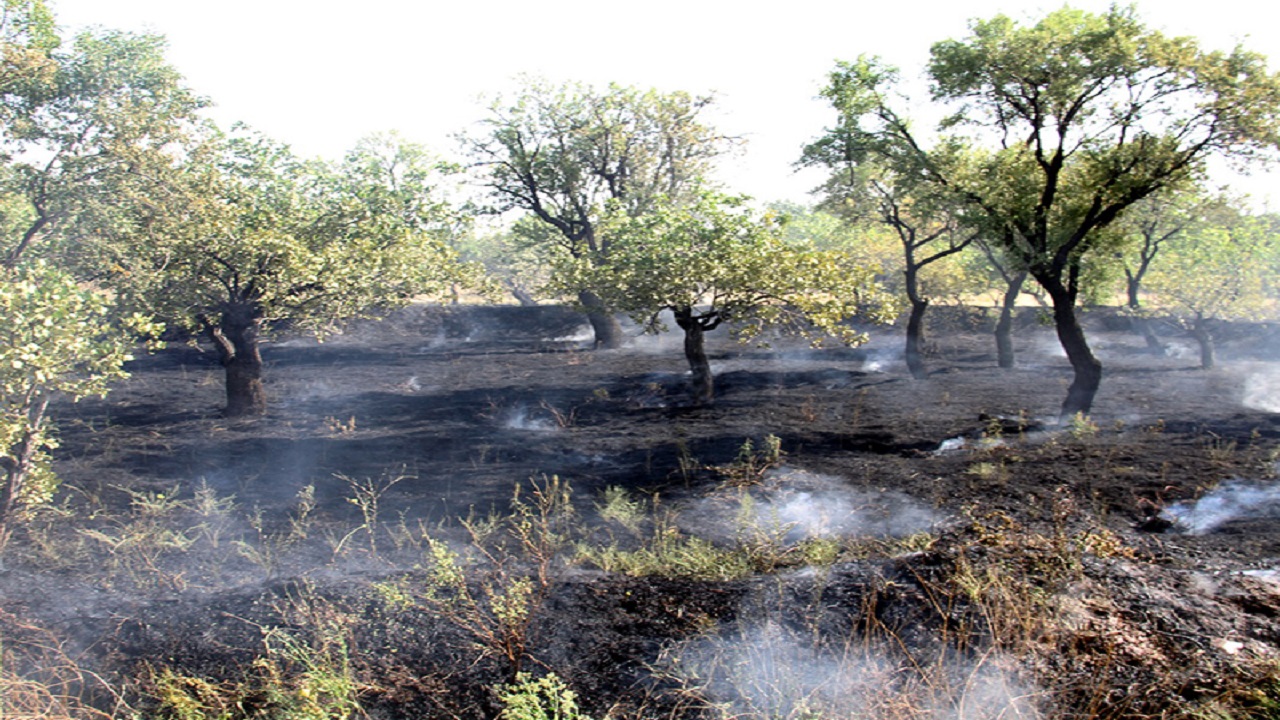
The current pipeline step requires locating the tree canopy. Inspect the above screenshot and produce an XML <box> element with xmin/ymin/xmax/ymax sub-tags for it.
<box><xmin>804</xmin><ymin>6</ymin><xmax>1280</xmax><ymax>417</ymax></box>
<box><xmin>103</xmin><ymin>128</ymin><xmax>482</xmax><ymax>415</ymax></box>
<box><xmin>461</xmin><ymin>78</ymin><xmax>732</xmax><ymax>347</ymax></box>
<box><xmin>1144</xmin><ymin>209</ymin><xmax>1280</xmax><ymax>369</ymax></box>
<box><xmin>557</xmin><ymin>192</ymin><xmax>892</xmax><ymax>403</ymax></box>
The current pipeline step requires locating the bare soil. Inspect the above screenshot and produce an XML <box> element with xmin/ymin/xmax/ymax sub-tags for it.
<box><xmin>5</xmin><ymin>304</ymin><xmax>1280</xmax><ymax>719</ymax></box>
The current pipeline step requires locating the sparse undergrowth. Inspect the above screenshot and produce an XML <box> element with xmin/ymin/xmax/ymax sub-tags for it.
<box><xmin>4</xmin><ymin>307</ymin><xmax>1280</xmax><ymax>719</ymax></box>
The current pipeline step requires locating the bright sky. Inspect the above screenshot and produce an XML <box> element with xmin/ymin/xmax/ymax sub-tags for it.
<box><xmin>51</xmin><ymin>1</ymin><xmax>1280</xmax><ymax>208</ymax></box>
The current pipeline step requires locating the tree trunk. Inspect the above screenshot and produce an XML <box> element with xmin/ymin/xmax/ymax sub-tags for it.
<box><xmin>904</xmin><ymin>297</ymin><xmax>929</xmax><ymax>380</ymax></box>
<box><xmin>0</xmin><ymin>394</ymin><xmax>49</xmax><ymax>559</ymax></box>
<box><xmin>210</xmin><ymin>305</ymin><xmax>267</xmax><ymax>417</ymax></box>
<box><xmin>1127</xmin><ymin>279</ymin><xmax>1166</xmax><ymax>354</ymax></box>
<box><xmin>675</xmin><ymin>307</ymin><xmax>714</xmax><ymax>405</ymax></box>
<box><xmin>995</xmin><ymin>271</ymin><xmax>1027</xmax><ymax>369</ymax></box>
<box><xmin>578</xmin><ymin>289</ymin><xmax>624</xmax><ymax>349</ymax></box>
<box><xmin>1045</xmin><ymin>281</ymin><xmax>1103</xmax><ymax>419</ymax></box>
<box><xmin>903</xmin><ymin>264</ymin><xmax>929</xmax><ymax>380</ymax></box>
<box><xmin>508</xmin><ymin>281</ymin><xmax>538</xmax><ymax>307</ymax></box>
<box><xmin>1191</xmin><ymin>317</ymin><xmax>1215</xmax><ymax>370</ymax></box>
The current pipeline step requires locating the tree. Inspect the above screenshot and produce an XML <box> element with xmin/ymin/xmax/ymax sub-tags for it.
<box><xmin>972</xmin><ymin>238</ymin><xmax>1031</xmax><ymax>369</ymax></box>
<box><xmin>0</xmin><ymin>0</ymin><xmax>57</xmax><ymax>106</ymax></box>
<box><xmin>1114</xmin><ymin>187</ymin><xmax>1231</xmax><ymax>352</ymax></box>
<box><xmin>799</xmin><ymin>153</ymin><xmax>978</xmax><ymax>379</ymax></box>
<box><xmin>1143</xmin><ymin>212</ymin><xmax>1279</xmax><ymax>369</ymax></box>
<box><xmin>557</xmin><ymin>192</ymin><xmax>892</xmax><ymax>404</ymax></box>
<box><xmin>105</xmin><ymin>129</ymin><xmax>482</xmax><ymax>416</ymax></box>
<box><xmin>0</xmin><ymin>19</ymin><xmax>193</xmax><ymax>552</ymax></box>
<box><xmin>0</xmin><ymin>262</ymin><xmax>157</xmax><ymax>555</ymax></box>
<box><xmin>806</xmin><ymin>7</ymin><xmax>1280</xmax><ymax>417</ymax></box>
<box><xmin>1</xmin><ymin>28</ymin><xmax>205</xmax><ymax>269</ymax></box>
<box><xmin>461</xmin><ymin>79</ymin><xmax>731</xmax><ymax>348</ymax></box>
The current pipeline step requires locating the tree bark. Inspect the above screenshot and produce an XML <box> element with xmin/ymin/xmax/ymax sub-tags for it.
<box><xmin>210</xmin><ymin>304</ymin><xmax>267</xmax><ymax>417</ymax></box>
<box><xmin>675</xmin><ymin>307</ymin><xmax>714</xmax><ymax>405</ymax></box>
<box><xmin>1046</xmin><ymin>283</ymin><xmax>1103</xmax><ymax>419</ymax></box>
<box><xmin>578</xmin><ymin>289</ymin><xmax>624</xmax><ymax>349</ymax></box>
<box><xmin>902</xmin><ymin>263</ymin><xmax>929</xmax><ymax>380</ymax></box>
<box><xmin>0</xmin><ymin>394</ymin><xmax>49</xmax><ymax>558</ymax></box>
<box><xmin>1126</xmin><ymin>278</ymin><xmax>1166</xmax><ymax>354</ymax></box>
<box><xmin>508</xmin><ymin>281</ymin><xmax>538</xmax><ymax>307</ymax></box>
<box><xmin>1191</xmin><ymin>317</ymin><xmax>1215</xmax><ymax>370</ymax></box>
<box><xmin>995</xmin><ymin>271</ymin><xmax>1027</xmax><ymax>369</ymax></box>
<box><xmin>904</xmin><ymin>297</ymin><xmax>929</xmax><ymax>380</ymax></box>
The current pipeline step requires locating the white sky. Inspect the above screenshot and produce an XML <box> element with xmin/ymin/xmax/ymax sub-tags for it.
<box><xmin>51</xmin><ymin>0</ymin><xmax>1280</xmax><ymax>208</ymax></box>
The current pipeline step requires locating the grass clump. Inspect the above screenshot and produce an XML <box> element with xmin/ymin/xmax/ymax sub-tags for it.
<box><xmin>579</xmin><ymin>488</ymin><xmax>754</xmax><ymax>581</ymax></box>
<box><xmin>498</xmin><ymin>672</ymin><xmax>592</xmax><ymax>720</ymax></box>
<box><xmin>145</xmin><ymin>593</ymin><xmax>361</xmax><ymax>720</ymax></box>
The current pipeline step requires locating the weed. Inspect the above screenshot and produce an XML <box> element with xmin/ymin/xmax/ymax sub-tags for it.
<box><xmin>539</xmin><ymin>400</ymin><xmax>578</xmax><ymax>428</ymax></box>
<box><xmin>145</xmin><ymin>591</ymin><xmax>362</xmax><ymax>720</ymax></box>
<box><xmin>577</xmin><ymin>496</ymin><xmax>754</xmax><ymax>581</ymax></box>
<box><xmin>323</xmin><ymin>415</ymin><xmax>358</xmax><ymax>436</ymax></box>
<box><xmin>1</xmin><ymin>609</ymin><xmax>130</xmax><ymax>720</ymax></box>
<box><xmin>235</xmin><ymin>485</ymin><xmax>319</xmax><ymax>581</ymax></box>
<box><xmin>1204</xmin><ymin>433</ymin><xmax>1240</xmax><ymax>464</ymax></box>
<box><xmin>578</xmin><ymin>526</ymin><xmax>754</xmax><ymax>581</ymax></box>
<box><xmin>596</xmin><ymin>486</ymin><xmax>646</xmax><ymax>533</ymax></box>
<box><xmin>1067</xmin><ymin>413</ymin><xmax>1099</xmax><ymax>440</ymax></box>
<box><xmin>799</xmin><ymin>395</ymin><xmax>819</xmax><ymax>423</ymax></box>
<box><xmin>78</xmin><ymin>485</ymin><xmax>196</xmax><ymax>589</ymax></box>
<box><xmin>716</xmin><ymin>435</ymin><xmax>784</xmax><ymax>487</ymax></box>
<box><xmin>189</xmin><ymin>480</ymin><xmax>236</xmax><ymax>549</ymax></box>
<box><xmin>396</xmin><ymin>476</ymin><xmax>576</xmax><ymax>679</ymax></box>
<box><xmin>498</xmin><ymin>672</ymin><xmax>592</xmax><ymax>720</ymax></box>
<box><xmin>965</xmin><ymin>461</ymin><xmax>1009</xmax><ymax>483</ymax></box>
<box><xmin>675</xmin><ymin>438</ymin><xmax>699</xmax><ymax>484</ymax></box>
<box><xmin>338</xmin><ymin>470</ymin><xmax>410</xmax><ymax>559</ymax></box>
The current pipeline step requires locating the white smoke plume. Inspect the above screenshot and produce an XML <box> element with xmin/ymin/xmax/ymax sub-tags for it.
<box><xmin>501</xmin><ymin>405</ymin><xmax>557</xmax><ymax>432</ymax></box>
<box><xmin>1161</xmin><ymin>479</ymin><xmax>1280</xmax><ymax>534</ymax></box>
<box><xmin>667</xmin><ymin>620</ymin><xmax>1042</xmax><ymax>720</ymax></box>
<box><xmin>1243</xmin><ymin>366</ymin><xmax>1280</xmax><ymax>413</ymax></box>
<box><xmin>548</xmin><ymin>324</ymin><xmax>594</xmax><ymax>344</ymax></box>
<box><xmin>682</xmin><ymin>468</ymin><xmax>942</xmax><ymax>545</ymax></box>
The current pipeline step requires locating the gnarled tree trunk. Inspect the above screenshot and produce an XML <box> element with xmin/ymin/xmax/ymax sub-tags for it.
<box><xmin>1045</xmin><ymin>281</ymin><xmax>1102</xmax><ymax>419</ymax></box>
<box><xmin>903</xmin><ymin>263</ymin><xmax>929</xmax><ymax>380</ymax></box>
<box><xmin>675</xmin><ymin>306</ymin><xmax>716</xmax><ymax>405</ymax></box>
<box><xmin>1127</xmin><ymin>278</ymin><xmax>1166</xmax><ymax>354</ymax></box>
<box><xmin>995</xmin><ymin>270</ymin><xmax>1027</xmax><ymax>369</ymax></box>
<box><xmin>1190</xmin><ymin>316</ymin><xmax>1215</xmax><ymax>370</ymax></box>
<box><xmin>209</xmin><ymin>304</ymin><xmax>267</xmax><ymax>417</ymax></box>
<box><xmin>904</xmin><ymin>297</ymin><xmax>929</xmax><ymax>380</ymax></box>
<box><xmin>579</xmin><ymin>289</ymin><xmax>624</xmax><ymax>349</ymax></box>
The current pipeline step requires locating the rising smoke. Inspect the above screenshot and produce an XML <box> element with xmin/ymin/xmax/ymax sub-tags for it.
<box><xmin>682</xmin><ymin>468</ymin><xmax>943</xmax><ymax>545</ymax></box>
<box><xmin>667</xmin><ymin>619</ymin><xmax>1042</xmax><ymax>720</ymax></box>
<box><xmin>1161</xmin><ymin>479</ymin><xmax>1280</xmax><ymax>534</ymax></box>
<box><xmin>1242</xmin><ymin>364</ymin><xmax>1280</xmax><ymax>413</ymax></box>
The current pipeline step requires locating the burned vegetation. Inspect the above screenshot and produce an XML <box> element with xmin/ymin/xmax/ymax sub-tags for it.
<box><xmin>3</xmin><ymin>304</ymin><xmax>1280</xmax><ymax>720</ymax></box>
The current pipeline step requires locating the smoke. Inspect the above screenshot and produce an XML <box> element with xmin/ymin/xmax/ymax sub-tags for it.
<box><xmin>857</xmin><ymin>337</ymin><xmax>901</xmax><ymax>373</ymax></box>
<box><xmin>624</xmin><ymin>327</ymin><xmax>686</xmax><ymax>355</ymax></box>
<box><xmin>548</xmin><ymin>324</ymin><xmax>594</xmax><ymax>344</ymax></box>
<box><xmin>1242</xmin><ymin>365</ymin><xmax>1280</xmax><ymax>413</ymax></box>
<box><xmin>682</xmin><ymin>468</ymin><xmax>942</xmax><ymax>545</ymax></box>
<box><xmin>500</xmin><ymin>405</ymin><xmax>557</xmax><ymax>432</ymax></box>
<box><xmin>1160</xmin><ymin>480</ymin><xmax>1280</xmax><ymax>534</ymax></box>
<box><xmin>668</xmin><ymin>620</ymin><xmax>1041</xmax><ymax>720</ymax></box>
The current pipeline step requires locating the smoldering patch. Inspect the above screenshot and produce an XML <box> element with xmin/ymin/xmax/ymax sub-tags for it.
<box><xmin>1160</xmin><ymin>479</ymin><xmax>1280</xmax><ymax>534</ymax></box>
<box><xmin>679</xmin><ymin>467</ymin><xmax>943</xmax><ymax>545</ymax></box>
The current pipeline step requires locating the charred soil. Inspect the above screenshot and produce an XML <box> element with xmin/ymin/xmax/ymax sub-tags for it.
<box><xmin>5</xmin><ymin>304</ymin><xmax>1280</xmax><ymax>719</ymax></box>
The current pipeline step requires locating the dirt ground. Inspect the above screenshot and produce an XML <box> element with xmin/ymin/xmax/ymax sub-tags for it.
<box><xmin>5</xmin><ymin>304</ymin><xmax>1280</xmax><ymax>719</ymax></box>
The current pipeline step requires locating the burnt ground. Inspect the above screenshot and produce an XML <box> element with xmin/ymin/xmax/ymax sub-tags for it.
<box><xmin>5</xmin><ymin>304</ymin><xmax>1280</xmax><ymax>719</ymax></box>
